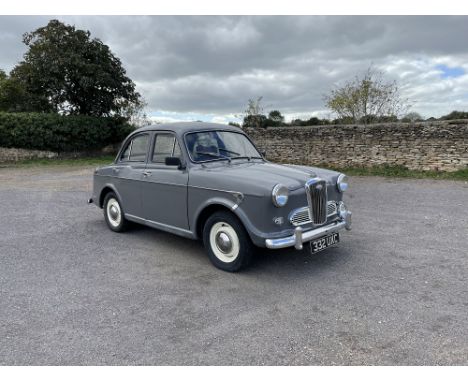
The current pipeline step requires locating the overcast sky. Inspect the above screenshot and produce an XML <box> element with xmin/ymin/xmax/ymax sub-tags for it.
<box><xmin>1</xmin><ymin>16</ymin><xmax>468</xmax><ymax>123</ymax></box>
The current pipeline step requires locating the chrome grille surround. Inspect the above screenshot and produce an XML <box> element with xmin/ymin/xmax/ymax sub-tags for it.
<box><xmin>305</xmin><ymin>178</ymin><xmax>328</xmax><ymax>226</ymax></box>
<box><xmin>289</xmin><ymin>201</ymin><xmax>337</xmax><ymax>226</ymax></box>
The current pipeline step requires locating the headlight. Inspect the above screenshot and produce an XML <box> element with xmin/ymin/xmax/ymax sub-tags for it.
<box><xmin>272</xmin><ymin>184</ymin><xmax>289</xmax><ymax>207</ymax></box>
<box><xmin>337</xmin><ymin>174</ymin><xmax>349</xmax><ymax>193</ymax></box>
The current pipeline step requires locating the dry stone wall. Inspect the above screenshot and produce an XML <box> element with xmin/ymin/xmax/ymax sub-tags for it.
<box><xmin>245</xmin><ymin>120</ymin><xmax>468</xmax><ymax>172</ymax></box>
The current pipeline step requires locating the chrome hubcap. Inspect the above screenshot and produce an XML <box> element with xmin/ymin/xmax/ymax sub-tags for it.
<box><xmin>209</xmin><ymin>222</ymin><xmax>240</xmax><ymax>263</ymax></box>
<box><xmin>215</xmin><ymin>232</ymin><xmax>233</xmax><ymax>254</ymax></box>
<box><xmin>109</xmin><ymin>205</ymin><xmax>119</xmax><ymax>220</ymax></box>
<box><xmin>106</xmin><ymin>198</ymin><xmax>121</xmax><ymax>228</ymax></box>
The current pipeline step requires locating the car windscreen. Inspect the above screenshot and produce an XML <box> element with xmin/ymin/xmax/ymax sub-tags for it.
<box><xmin>185</xmin><ymin>131</ymin><xmax>261</xmax><ymax>162</ymax></box>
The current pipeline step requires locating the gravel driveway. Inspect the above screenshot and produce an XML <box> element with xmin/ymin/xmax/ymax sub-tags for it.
<box><xmin>0</xmin><ymin>165</ymin><xmax>467</xmax><ymax>365</ymax></box>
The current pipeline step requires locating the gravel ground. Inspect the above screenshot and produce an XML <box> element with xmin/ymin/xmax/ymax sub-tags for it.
<box><xmin>0</xmin><ymin>165</ymin><xmax>467</xmax><ymax>365</ymax></box>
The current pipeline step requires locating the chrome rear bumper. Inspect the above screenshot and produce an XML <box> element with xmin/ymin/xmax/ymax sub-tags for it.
<box><xmin>265</xmin><ymin>211</ymin><xmax>352</xmax><ymax>250</ymax></box>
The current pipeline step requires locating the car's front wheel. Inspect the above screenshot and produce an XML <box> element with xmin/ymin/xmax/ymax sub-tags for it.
<box><xmin>203</xmin><ymin>211</ymin><xmax>254</xmax><ymax>272</ymax></box>
<box><xmin>103</xmin><ymin>192</ymin><xmax>129</xmax><ymax>232</ymax></box>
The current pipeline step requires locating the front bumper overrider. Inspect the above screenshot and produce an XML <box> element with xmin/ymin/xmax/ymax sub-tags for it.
<box><xmin>265</xmin><ymin>211</ymin><xmax>352</xmax><ymax>250</ymax></box>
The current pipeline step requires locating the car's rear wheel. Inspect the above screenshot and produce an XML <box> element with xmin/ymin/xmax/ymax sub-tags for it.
<box><xmin>103</xmin><ymin>192</ymin><xmax>129</xmax><ymax>232</ymax></box>
<box><xmin>203</xmin><ymin>211</ymin><xmax>254</xmax><ymax>272</ymax></box>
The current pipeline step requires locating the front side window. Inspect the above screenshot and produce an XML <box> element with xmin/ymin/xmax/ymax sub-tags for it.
<box><xmin>185</xmin><ymin>130</ymin><xmax>261</xmax><ymax>162</ymax></box>
<box><xmin>152</xmin><ymin>133</ymin><xmax>182</xmax><ymax>163</ymax></box>
<box><xmin>120</xmin><ymin>134</ymin><xmax>149</xmax><ymax>162</ymax></box>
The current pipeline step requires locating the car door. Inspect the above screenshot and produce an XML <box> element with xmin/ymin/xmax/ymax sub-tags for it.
<box><xmin>112</xmin><ymin>132</ymin><xmax>151</xmax><ymax>218</ymax></box>
<box><xmin>141</xmin><ymin>132</ymin><xmax>189</xmax><ymax>229</ymax></box>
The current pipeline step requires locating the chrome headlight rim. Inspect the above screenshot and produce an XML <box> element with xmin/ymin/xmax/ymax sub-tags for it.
<box><xmin>337</xmin><ymin>173</ymin><xmax>349</xmax><ymax>193</ymax></box>
<box><xmin>272</xmin><ymin>184</ymin><xmax>289</xmax><ymax>207</ymax></box>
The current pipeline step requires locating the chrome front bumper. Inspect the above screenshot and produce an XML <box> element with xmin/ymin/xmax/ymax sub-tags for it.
<box><xmin>265</xmin><ymin>211</ymin><xmax>352</xmax><ymax>250</ymax></box>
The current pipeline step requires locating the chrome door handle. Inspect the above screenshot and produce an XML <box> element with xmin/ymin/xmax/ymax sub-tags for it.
<box><xmin>142</xmin><ymin>171</ymin><xmax>152</xmax><ymax>177</ymax></box>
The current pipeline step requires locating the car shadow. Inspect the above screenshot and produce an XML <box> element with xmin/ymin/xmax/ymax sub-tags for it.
<box><xmin>96</xmin><ymin>220</ymin><xmax>349</xmax><ymax>275</ymax></box>
<box><xmin>248</xmin><ymin>244</ymin><xmax>350</xmax><ymax>276</ymax></box>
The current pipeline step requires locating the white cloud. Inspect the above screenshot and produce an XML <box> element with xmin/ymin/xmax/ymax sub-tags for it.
<box><xmin>1</xmin><ymin>16</ymin><xmax>468</xmax><ymax>119</ymax></box>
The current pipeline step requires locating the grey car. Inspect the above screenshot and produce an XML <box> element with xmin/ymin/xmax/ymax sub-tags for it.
<box><xmin>88</xmin><ymin>122</ymin><xmax>352</xmax><ymax>271</ymax></box>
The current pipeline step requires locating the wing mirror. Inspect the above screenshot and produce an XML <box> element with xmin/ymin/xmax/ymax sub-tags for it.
<box><xmin>165</xmin><ymin>156</ymin><xmax>185</xmax><ymax>169</ymax></box>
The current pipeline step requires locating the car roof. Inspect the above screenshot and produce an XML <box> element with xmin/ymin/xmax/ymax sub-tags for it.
<box><xmin>132</xmin><ymin>121</ymin><xmax>243</xmax><ymax>135</ymax></box>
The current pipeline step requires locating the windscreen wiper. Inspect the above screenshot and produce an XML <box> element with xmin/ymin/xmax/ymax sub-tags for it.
<box><xmin>195</xmin><ymin>151</ymin><xmax>231</xmax><ymax>162</ymax></box>
<box><xmin>219</xmin><ymin>148</ymin><xmax>240</xmax><ymax>156</ymax></box>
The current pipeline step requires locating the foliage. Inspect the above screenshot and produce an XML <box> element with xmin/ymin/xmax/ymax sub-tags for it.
<box><xmin>0</xmin><ymin>112</ymin><xmax>133</xmax><ymax>152</ymax></box>
<box><xmin>0</xmin><ymin>70</ymin><xmax>34</xmax><ymax>112</ymax></box>
<box><xmin>439</xmin><ymin>110</ymin><xmax>468</xmax><ymax>120</ymax></box>
<box><xmin>228</xmin><ymin>121</ymin><xmax>241</xmax><ymax>127</ymax></box>
<box><xmin>291</xmin><ymin>117</ymin><xmax>330</xmax><ymax>126</ymax></box>
<box><xmin>401</xmin><ymin>112</ymin><xmax>423</xmax><ymax>122</ymax></box>
<box><xmin>241</xmin><ymin>97</ymin><xmax>267</xmax><ymax>128</ymax></box>
<box><xmin>266</xmin><ymin>110</ymin><xmax>284</xmax><ymax>126</ymax></box>
<box><xmin>9</xmin><ymin>20</ymin><xmax>143</xmax><ymax>118</ymax></box>
<box><xmin>324</xmin><ymin>67</ymin><xmax>409</xmax><ymax>124</ymax></box>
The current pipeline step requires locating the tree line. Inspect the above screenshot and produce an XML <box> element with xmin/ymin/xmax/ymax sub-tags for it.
<box><xmin>234</xmin><ymin>68</ymin><xmax>466</xmax><ymax>128</ymax></box>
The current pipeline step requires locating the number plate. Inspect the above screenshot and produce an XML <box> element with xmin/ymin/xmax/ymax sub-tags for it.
<box><xmin>310</xmin><ymin>233</ymin><xmax>340</xmax><ymax>254</ymax></box>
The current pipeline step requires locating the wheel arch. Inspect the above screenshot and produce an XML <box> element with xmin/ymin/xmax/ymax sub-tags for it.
<box><xmin>194</xmin><ymin>202</ymin><xmax>235</xmax><ymax>240</ymax></box>
<box><xmin>98</xmin><ymin>184</ymin><xmax>122</xmax><ymax>208</ymax></box>
<box><xmin>193</xmin><ymin>199</ymin><xmax>263</xmax><ymax>247</ymax></box>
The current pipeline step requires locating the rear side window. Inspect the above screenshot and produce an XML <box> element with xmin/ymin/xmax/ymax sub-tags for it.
<box><xmin>152</xmin><ymin>133</ymin><xmax>182</xmax><ymax>163</ymax></box>
<box><xmin>120</xmin><ymin>134</ymin><xmax>149</xmax><ymax>162</ymax></box>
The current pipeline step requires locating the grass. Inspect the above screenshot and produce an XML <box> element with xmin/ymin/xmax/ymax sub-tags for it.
<box><xmin>2</xmin><ymin>157</ymin><xmax>467</xmax><ymax>181</ymax></box>
<box><xmin>0</xmin><ymin>155</ymin><xmax>116</xmax><ymax>168</ymax></box>
<box><xmin>326</xmin><ymin>164</ymin><xmax>468</xmax><ymax>181</ymax></box>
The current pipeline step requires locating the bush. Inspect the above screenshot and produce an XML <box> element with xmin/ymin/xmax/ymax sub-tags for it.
<box><xmin>0</xmin><ymin>112</ymin><xmax>134</xmax><ymax>152</ymax></box>
<box><xmin>440</xmin><ymin>111</ymin><xmax>468</xmax><ymax>120</ymax></box>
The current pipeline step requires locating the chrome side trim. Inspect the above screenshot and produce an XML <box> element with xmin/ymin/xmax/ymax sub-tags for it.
<box><xmin>125</xmin><ymin>213</ymin><xmax>195</xmax><ymax>239</ymax></box>
<box><xmin>190</xmin><ymin>185</ymin><xmax>244</xmax><ymax>206</ymax></box>
<box><xmin>189</xmin><ymin>184</ymin><xmax>243</xmax><ymax>196</ymax></box>
<box><xmin>265</xmin><ymin>218</ymin><xmax>350</xmax><ymax>250</ymax></box>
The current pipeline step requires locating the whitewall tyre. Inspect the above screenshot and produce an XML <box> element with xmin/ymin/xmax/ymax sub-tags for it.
<box><xmin>103</xmin><ymin>192</ymin><xmax>129</xmax><ymax>232</ymax></box>
<box><xmin>203</xmin><ymin>211</ymin><xmax>254</xmax><ymax>272</ymax></box>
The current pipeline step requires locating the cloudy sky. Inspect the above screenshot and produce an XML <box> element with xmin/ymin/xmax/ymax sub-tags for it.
<box><xmin>1</xmin><ymin>15</ymin><xmax>468</xmax><ymax>123</ymax></box>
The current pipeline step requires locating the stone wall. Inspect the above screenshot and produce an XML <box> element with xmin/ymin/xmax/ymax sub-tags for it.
<box><xmin>245</xmin><ymin>119</ymin><xmax>468</xmax><ymax>172</ymax></box>
<box><xmin>0</xmin><ymin>147</ymin><xmax>58</xmax><ymax>162</ymax></box>
<box><xmin>0</xmin><ymin>144</ymin><xmax>119</xmax><ymax>163</ymax></box>
<box><xmin>1</xmin><ymin>121</ymin><xmax>467</xmax><ymax>171</ymax></box>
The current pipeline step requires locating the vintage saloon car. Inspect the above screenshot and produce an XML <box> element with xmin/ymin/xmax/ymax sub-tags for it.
<box><xmin>88</xmin><ymin>122</ymin><xmax>352</xmax><ymax>271</ymax></box>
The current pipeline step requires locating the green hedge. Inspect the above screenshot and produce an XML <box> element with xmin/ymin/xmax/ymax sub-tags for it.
<box><xmin>0</xmin><ymin>112</ymin><xmax>134</xmax><ymax>152</ymax></box>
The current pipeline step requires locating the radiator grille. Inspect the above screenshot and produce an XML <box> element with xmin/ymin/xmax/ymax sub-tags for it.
<box><xmin>290</xmin><ymin>201</ymin><xmax>337</xmax><ymax>226</ymax></box>
<box><xmin>305</xmin><ymin>178</ymin><xmax>328</xmax><ymax>225</ymax></box>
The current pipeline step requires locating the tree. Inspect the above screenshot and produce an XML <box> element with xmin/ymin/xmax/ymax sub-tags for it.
<box><xmin>440</xmin><ymin>110</ymin><xmax>468</xmax><ymax>120</ymax></box>
<box><xmin>10</xmin><ymin>19</ymin><xmax>143</xmax><ymax>118</ymax></box>
<box><xmin>0</xmin><ymin>69</ymin><xmax>33</xmax><ymax>112</ymax></box>
<box><xmin>324</xmin><ymin>67</ymin><xmax>409</xmax><ymax>124</ymax></box>
<box><xmin>241</xmin><ymin>97</ymin><xmax>266</xmax><ymax>128</ymax></box>
<box><xmin>291</xmin><ymin>116</ymin><xmax>328</xmax><ymax>126</ymax></box>
<box><xmin>268</xmin><ymin>110</ymin><xmax>284</xmax><ymax>124</ymax></box>
<box><xmin>401</xmin><ymin>112</ymin><xmax>423</xmax><ymax>122</ymax></box>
